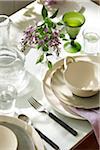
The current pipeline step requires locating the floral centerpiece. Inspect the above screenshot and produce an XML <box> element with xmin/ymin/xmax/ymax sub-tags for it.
<box><xmin>37</xmin><ymin>0</ymin><xmax>63</xmax><ymax>5</ymax></box>
<box><xmin>21</xmin><ymin>5</ymin><xmax>65</xmax><ymax>68</ymax></box>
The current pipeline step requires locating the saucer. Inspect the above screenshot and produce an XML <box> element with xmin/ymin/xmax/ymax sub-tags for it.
<box><xmin>51</xmin><ymin>66</ymin><xmax>100</xmax><ymax>109</ymax></box>
<box><xmin>0</xmin><ymin>116</ymin><xmax>44</xmax><ymax>150</ymax></box>
<box><xmin>43</xmin><ymin>55</ymin><xmax>100</xmax><ymax>119</ymax></box>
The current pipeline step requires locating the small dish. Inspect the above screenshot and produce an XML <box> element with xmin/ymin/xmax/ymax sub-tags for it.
<box><xmin>0</xmin><ymin>125</ymin><xmax>17</xmax><ymax>150</ymax></box>
<box><xmin>64</xmin><ymin>58</ymin><xmax>100</xmax><ymax>97</ymax></box>
<box><xmin>0</xmin><ymin>115</ymin><xmax>44</xmax><ymax>150</ymax></box>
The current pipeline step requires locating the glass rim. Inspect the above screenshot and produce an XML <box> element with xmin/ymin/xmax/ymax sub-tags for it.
<box><xmin>0</xmin><ymin>15</ymin><xmax>10</xmax><ymax>26</ymax></box>
<box><xmin>82</xmin><ymin>28</ymin><xmax>100</xmax><ymax>40</ymax></box>
<box><xmin>62</xmin><ymin>11</ymin><xmax>85</xmax><ymax>28</ymax></box>
<box><xmin>0</xmin><ymin>46</ymin><xmax>25</xmax><ymax>67</ymax></box>
<box><xmin>82</xmin><ymin>28</ymin><xmax>100</xmax><ymax>37</ymax></box>
<box><xmin>0</xmin><ymin>84</ymin><xmax>17</xmax><ymax>96</ymax></box>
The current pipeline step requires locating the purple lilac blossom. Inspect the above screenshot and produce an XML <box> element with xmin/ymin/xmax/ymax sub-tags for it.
<box><xmin>44</xmin><ymin>35</ymin><xmax>49</xmax><ymax>41</ymax></box>
<box><xmin>46</xmin><ymin>0</ymin><xmax>57</xmax><ymax>5</ymax></box>
<box><xmin>21</xmin><ymin>24</ymin><xmax>61</xmax><ymax>56</ymax></box>
<box><xmin>44</xmin><ymin>27</ymin><xmax>48</xmax><ymax>32</ymax></box>
<box><xmin>39</xmin><ymin>40</ymin><xmax>44</xmax><ymax>45</ymax></box>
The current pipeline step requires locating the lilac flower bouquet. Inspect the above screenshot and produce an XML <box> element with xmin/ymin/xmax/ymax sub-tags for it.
<box><xmin>38</xmin><ymin>0</ymin><xmax>65</xmax><ymax>5</ymax></box>
<box><xmin>21</xmin><ymin>5</ymin><xmax>65</xmax><ymax>68</ymax></box>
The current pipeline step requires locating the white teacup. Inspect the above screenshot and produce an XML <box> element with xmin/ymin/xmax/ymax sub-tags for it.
<box><xmin>63</xmin><ymin>57</ymin><xmax>100</xmax><ymax>97</ymax></box>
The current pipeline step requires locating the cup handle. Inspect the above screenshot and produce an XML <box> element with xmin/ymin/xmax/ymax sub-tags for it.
<box><xmin>64</xmin><ymin>56</ymin><xmax>75</xmax><ymax>70</ymax></box>
<box><xmin>78</xmin><ymin>7</ymin><xmax>85</xmax><ymax>14</ymax></box>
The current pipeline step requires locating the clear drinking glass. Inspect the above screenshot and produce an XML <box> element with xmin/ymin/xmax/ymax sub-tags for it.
<box><xmin>82</xmin><ymin>27</ymin><xmax>100</xmax><ymax>55</ymax></box>
<box><xmin>0</xmin><ymin>84</ymin><xmax>17</xmax><ymax>115</ymax></box>
<box><xmin>0</xmin><ymin>15</ymin><xmax>10</xmax><ymax>46</ymax></box>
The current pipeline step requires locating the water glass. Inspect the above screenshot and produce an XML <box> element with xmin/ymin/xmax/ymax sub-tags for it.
<box><xmin>0</xmin><ymin>15</ymin><xmax>10</xmax><ymax>46</ymax></box>
<box><xmin>0</xmin><ymin>84</ymin><xmax>17</xmax><ymax>115</ymax></box>
<box><xmin>82</xmin><ymin>27</ymin><xmax>100</xmax><ymax>55</ymax></box>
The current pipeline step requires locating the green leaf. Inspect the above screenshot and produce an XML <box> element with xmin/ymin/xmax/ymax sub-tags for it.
<box><xmin>46</xmin><ymin>53</ymin><xmax>52</xmax><ymax>56</ymax></box>
<box><xmin>37</xmin><ymin>45</ymin><xmax>41</xmax><ymax>49</ymax></box>
<box><xmin>36</xmin><ymin>54</ymin><xmax>44</xmax><ymax>64</ymax></box>
<box><xmin>45</xmin><ymin>18</ymin><xmax>53</xmax><ymax>28</ymax></box>
<box><xmin>62</xmin><ymin>38</ymin><xmax>69</xmax><ymax>41</ymax></box>
<box><xmin>57</xmin><ymin>22</ymin><xmax>64</xmax><ymax>26</ymax></box>
<box><xmin>37</xmin><ymin>27</ymin><xmax>43</xmax><ymax>33</ymax></box>
<box><xmin>43</xmin><ymin>46</ymin><xmax>48</xmax><ymax>51</ymax></box>
<box><xmin>42</xmin><ymin>5</ymin><xmax>48</xmax><ymax>19</ymax></box>
<box><xmin>47</xmin><ymin>61</ymin><xmax>52</xmax><ymax>69</ymax></box>
<box><xmin>60</xmin><ymin>33</ymin><xmax>65</xmax><ymax>38</ymax></box>
<box><xmin>52</xmin><ymin>23</ymin><xmax>56</xmax><ymax>29</ymax></box>
<box><xmin>50</xmin><ymin>9</ymin><xmax>59</xmax><ymax>19</ymax></box>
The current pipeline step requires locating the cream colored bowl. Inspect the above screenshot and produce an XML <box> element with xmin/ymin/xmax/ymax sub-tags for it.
<box><xmin>64</xmin><ymin>60</ymin><xmax>100</xmax><ymax>97</ymax></box>
<box><xmin>0</xmin><ymin>125</ymin><xmax>17</xmax><ymax>150</ymax></box>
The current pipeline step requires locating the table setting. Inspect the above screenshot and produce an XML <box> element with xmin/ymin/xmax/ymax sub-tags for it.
<box><xmin>43</xmin><ymin>55</ymin><xmax>100</xmax><ymax>145</ymax></box>
<box><xmin>0</xmin><ymin>0</ymin><xmax>100</xmax><ymax>150</ymax></box>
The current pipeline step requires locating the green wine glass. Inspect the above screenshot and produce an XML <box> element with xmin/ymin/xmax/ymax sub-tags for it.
<box><xmin>62</xmin><ymin>11</ymin><xmax>85</xmax><ymax>53</ymax></box>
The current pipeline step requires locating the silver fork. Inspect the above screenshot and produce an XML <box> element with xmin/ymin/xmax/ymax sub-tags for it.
<box><xmin>28</xmin><ymin>96</ymin><xmax>78</xmax><ymax>136</ymax></box>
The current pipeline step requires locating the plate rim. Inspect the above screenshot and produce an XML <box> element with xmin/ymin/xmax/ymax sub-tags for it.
<box><xmin>0</xmin><ymin>115</ymin><xmax>45</xmax><ymax>150</ymax></box>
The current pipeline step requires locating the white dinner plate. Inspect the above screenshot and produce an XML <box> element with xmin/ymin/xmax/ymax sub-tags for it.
<box><xmin>51</xmin><ymin>66</ymin><xmax>100</xmax><ymax>109</ymax></box>
<box><xmin>43</xmin><ymin>55</ymin><xmax>100</xmax><ymax>120</ymax></box>
<box><xmin>0</xmin><ymin>115</ymin><xmax>45</xmax><ymax>150</ymax></box>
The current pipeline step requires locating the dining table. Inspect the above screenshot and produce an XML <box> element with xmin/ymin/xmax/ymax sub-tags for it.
<box><xmin>6</xmin><ymin>0</ymin><xmax>100</xmax><ymax>149</ymax></box>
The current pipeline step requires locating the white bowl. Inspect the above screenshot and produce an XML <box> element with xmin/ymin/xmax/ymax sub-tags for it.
<box><xmin>0</xmin><ymin>125</ymin><xmax>17</xmax><ymax>150</ymax></box>
<box><xmin>63</xmin><ymin>60</ymin><xmax>100</xmax><ymax>97</ymax></box>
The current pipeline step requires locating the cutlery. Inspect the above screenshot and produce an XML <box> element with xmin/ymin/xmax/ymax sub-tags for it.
<box><xmin>18</xmin><ymin>114</ymin><xmax>60</xmax><ymax>150</ymax></box>
<box><xmin>28</xmin><ymin>96</ymin><xmax>78</xmax><ymax>136</ymax></box>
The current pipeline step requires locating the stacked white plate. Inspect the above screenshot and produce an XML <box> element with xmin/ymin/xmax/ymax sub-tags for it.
<box><xmin>0</xmin><ymin>115</ymin><xmax>45</xmax><ymax>150</ymax></box>
<box><xmin>43</xmin><ymin>55</ymin><xmax>100</xmax><ymax>120</ymax></box>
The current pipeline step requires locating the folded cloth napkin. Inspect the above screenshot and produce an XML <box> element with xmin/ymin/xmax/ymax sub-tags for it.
<box><xmin>70</xmin><ymin>107</ymin><xmax>100</xmax><ymax>146</ymax></box>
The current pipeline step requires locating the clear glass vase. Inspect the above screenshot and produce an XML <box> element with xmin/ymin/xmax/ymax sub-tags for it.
<box><xmin>0</xmin><ymin>46</ymin><xmax>29</xmax><ymax>93</ymax></box>
<box><xmin>0</xmin><ymin>15</ymin><xmax>30</xmax><ymax>94</ymax></box>
<box><xmin>0</xmin><ymin>15</ymin><xmax>10</xmax><ymax>47</ymax></box>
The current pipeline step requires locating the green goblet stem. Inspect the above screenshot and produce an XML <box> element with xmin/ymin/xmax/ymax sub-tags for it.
<box><xmin>71</xmin><ymin>40</ymin><xmax>75</xmax><ymax>46</ymax></box>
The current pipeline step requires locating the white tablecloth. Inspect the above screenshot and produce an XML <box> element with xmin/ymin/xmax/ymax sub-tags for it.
<box><xmin>9</xmin><ymin>0</ymin><xmax>100</xmax><ymax>149</ymax></box>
